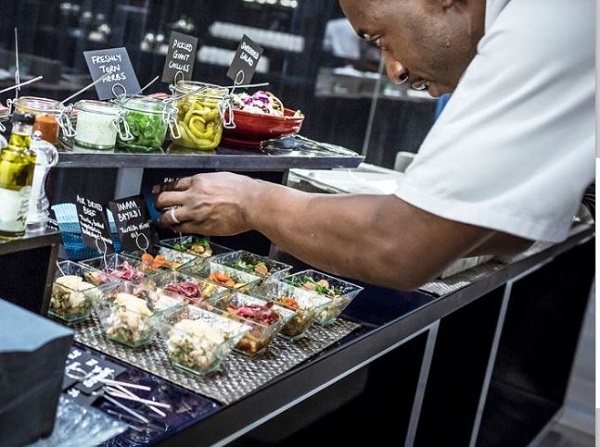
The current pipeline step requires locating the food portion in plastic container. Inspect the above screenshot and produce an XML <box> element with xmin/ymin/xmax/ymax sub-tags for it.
<box><xmin>158</xmin><ymin>305</ymin><xmax>250</xmax><ymax>376</ymax></box>
<box><xmin>79</xmin><ymin>253</ymin><xmax>166</xmax><ymax>285</ymax></box>
<box><xmin>152</xmin><ymin>270</ymin><xmax>230</xmax><ymax>307</ymax></box>
<box><xmin>252</xmin><ymin>281</ymin><xmax>330</xmax><ymax>341</ymax></box>
<box><xmin>282</xmin><ymin>270</ymin><xmax>364</xmax><ymax>325</ymax></box>
<box><xmin>126</xmin><ymin>246</ymin><xmax>197</xmax><ymax>270</ymax></box>
<box><xmin>92</xmin><ymin>285</ymin><xmax>161</xmax><ymax>349</ymax></box>
<box><xmin>181</xmin><ymin>261</ymin><xmax>263</xmax><ymax>294</ymax></box>
<box><xmin>209</xmin><ymin>292</ymin><xmax>295</xmax><ymax>356</ymax></box>
<box><xmin>160</xmin><ymin>236</ymin><xmax>233</xmax><ymax>259</ymax></box>
<box><xmin>49</xmin><ymin>260</ymin><xmax>113</xmax><ymax>324</ymax></box>
<box><xmin>210</xmin><ymin>250</ymin><xmax>293</xmax><ymax>285</ymax></box>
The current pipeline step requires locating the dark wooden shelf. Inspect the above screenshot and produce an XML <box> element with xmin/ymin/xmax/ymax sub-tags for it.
<box><xmin>0</xmin><ymin>230</ymin><xmax>61</xmax><ymax>316</ymax></box>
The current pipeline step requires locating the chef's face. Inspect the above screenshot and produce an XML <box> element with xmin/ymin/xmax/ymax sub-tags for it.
<box><xmin>339</xmin><ymin>0</ymin><xmax>485</xmax><ymax>98</ymax></box>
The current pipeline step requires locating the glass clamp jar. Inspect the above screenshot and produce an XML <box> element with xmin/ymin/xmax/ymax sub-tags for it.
<box><xmin>11</xmin><ymin>96</ymin><xmax>64</xmax><ymax>146</ymax></box>
<box><xmin>171</xmin><ymin>81</ymin><xmax>229</xmax><ymax>151</ymax></box>
<box><xmin>0</xmin><ymin>105</ymin><xmax>10</xmax><ymax>135</ymax></box>
<box><xmin>115</xmin><ymin>96</ymin><xmax>170</xmax><ymax>153</ymax></box>
<box><xmin>73</xmin><ymin>100</ymin><xmax>124</xmax><ymax>152</ymax></box>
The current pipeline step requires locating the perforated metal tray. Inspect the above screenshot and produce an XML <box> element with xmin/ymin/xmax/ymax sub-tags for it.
<box><xmin>74</xmin><ymin>314</ymin><xmax>360</xmax><ymax>405</ymax></box>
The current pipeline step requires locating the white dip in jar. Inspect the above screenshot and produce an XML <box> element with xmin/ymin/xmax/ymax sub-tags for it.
<box><xmin>74</xmin><ymin>100</ymin><xmax>119</xmax><ymax>151</ymax></box>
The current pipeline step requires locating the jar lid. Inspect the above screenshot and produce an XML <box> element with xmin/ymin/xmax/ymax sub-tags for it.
<box><xmin>14</xmin><ymin>96</ymin><xmax>63</xmax><ymax>114</ymax></box>
<box><xmin>174</xmin><ymin>80</ymin><xmax>228</xmax><ymax>97</ymax></box>
<box><xmin>116</xmin><ymin>96</ymin><xmax>165</xmax><ymax>114</ymax></box>
<box><xmin>75</xmin><ymin>99</ymin><xmax>119</xmax><ymax>116</ymax></box>
<box><xmin>11</xmin><ymin>111</ymin><xmax>35</xmax><ymax>125</ymax></box>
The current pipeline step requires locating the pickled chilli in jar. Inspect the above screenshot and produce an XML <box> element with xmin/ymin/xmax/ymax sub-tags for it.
<box><xmin>13</xmin><ymin>96</ymin><xmax>63</xmax><ymax>145</ymax></box>
<box><xmin>115</xmin><ymin>96</ymin><xmax>169</xmax><ymax>153</ymax></box>
<box><xmin>172</xmin><ymin>81</ymin><xmax>228</xmax><ymax>151</ymax></box>
<box><xmin>74</xmin><ymin>100</ymin><xmax>120</xmax><ymax>151</ymax></box>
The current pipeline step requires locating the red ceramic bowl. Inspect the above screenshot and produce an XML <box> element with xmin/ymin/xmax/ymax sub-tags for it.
<box><xmin>222</xmin><ymin>108</ymin><xmax>304</xmax><ymax>149</ymax></box>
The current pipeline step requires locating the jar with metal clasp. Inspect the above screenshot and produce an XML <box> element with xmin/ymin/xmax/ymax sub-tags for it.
<box><xmin>12</xmin><ymin>96</ymin><xmax>64</xmax><ymax>146</ymax></box>
<box><xmin>72</xmin><ymin>100</ymin><xmax>125</xmax><ymax>152</ymax></box>
<box><xmin>114</xmin><ymin>96</ymin><xmax>173</xmax><ymax>153</ymax></box>
<box><xmin>0</xmin><ymin>105</ymin><xmax>10</xmax><ymax>138</ymax></box>
<box><xmin>171</xmin><ymin>80</ymin><xmax>229</xmax><ymax>151</ymax></box>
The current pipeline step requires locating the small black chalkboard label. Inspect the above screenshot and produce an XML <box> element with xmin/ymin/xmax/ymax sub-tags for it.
<box><xmin>75</xmin><ymin>194</ymin><xmax>114</xmax><ymax>254</ymax></box>
<box><xmin>63</xmin><ymin>347</ymin><xmax>126</xmax><ymax>393</ymax></box>
<box><xmin>83</xmin><ymin>47</ymin><xmax>141</xmax><ymax>100</ymax></box>
<box><xmin>226</xmin><ymin>35</ymin><xmax>263</xmax><ymax>85</ymax></box>
<box><xmin>162</xmin><ymin>31</ymin><xmax>199</xmax><ymax>84</ymax></box>
<box><xmin>108</xmin><ymin>195</ymin><xmax>158</xmax><ymax>253</ymax></box>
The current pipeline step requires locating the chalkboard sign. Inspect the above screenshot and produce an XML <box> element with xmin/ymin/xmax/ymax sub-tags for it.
<box><xmin>162</xmin><ymin>31</ymin><xmax>199</xmax><ymax>84</ymax></box>
<box><xmin>226</xmin><ymin>35</ymin><xmax>264</xmax><ymax>86</ymax></box>
<box><xmin>75</xmin><ymin>194</ymin><xmax>114</xmax><ymax>254</ymax></box>
<box><xmin>83</xmin><ymin>47</ymin><xmax>141</xmax><ymax>100</ymax></box>
<box><xmin>108</xmin><ymin>195</ymin><xmax>158</xmax><ymax>253</ymax></box>
<box><xmin>63</xmin><ymin>346</ymin><xmax>126</xmax><ymax>406</ymax></box>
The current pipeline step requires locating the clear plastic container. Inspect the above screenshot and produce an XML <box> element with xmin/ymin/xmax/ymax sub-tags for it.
<box><xmin>158</xmin><ymin>305</ymin><xmax>250</xmax><ymax>376</ymax></box>
<box><xmin>251</xmin><ymin>280</ymin><xmax>331</xmax><ymax>341</ymax></box>
<box><xmin>282</xmin><ymin>269</ymin><xmax>364</xmax><ymax>326</ymax></box>
<box><xmin>210</xmin><ymin>250</ymin><xmax>293</xmax><ymax>285</ymax></box>
<box><xmin>93</xmin><ymin>283</ymin><xmax>161</xmax><ymax>349</ymax></box>
<box><xmin>151</xmin><ymin>270</ymin><xmax>230</xmax><ymax>307</ymax></box>
<box><xmin>180</xmin><ymin>260</ymin><xmax>263</xmax><ymax>294</ymax></box>
<box><xmin>209</xmin><ymin>291</ymin><xmax>296</xmax><ymax>356</ymax></box>
<box><xmin>73</xmin><ymin>100</ymin><xmax>121</xmax><ymax>151</ymax></box>
<box><xmin>115</xmin><ymin>96</ymin><xmax>170</xmax><ymax>153</ymax></box>
<box><xmin>172</xmin><ymin>81</ymin><xmax>228</xmax><ymax>151</ymax></box>
<box><xmin>49</xmin><ymin>260</ymin><xmax>115</xmax><ymax>324</ymax></box>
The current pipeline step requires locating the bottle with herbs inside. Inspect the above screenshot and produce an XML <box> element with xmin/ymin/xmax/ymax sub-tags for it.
<box><xmin>0</xmin><ymin>111</ymin><xmax>37</xmax><ymax>239</ymax></box>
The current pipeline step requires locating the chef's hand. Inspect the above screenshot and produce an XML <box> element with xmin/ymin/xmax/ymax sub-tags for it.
<box><xmin>153</xmin><ymin>172</ymin><xmax>258</xmax><ymax>236</ymax></box>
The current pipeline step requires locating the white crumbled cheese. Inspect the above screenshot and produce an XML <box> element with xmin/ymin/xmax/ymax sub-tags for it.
<box><xmin>174</xmin><ymin>319</ymin><xmax>226</xmax><ymax>345</ymax></box>
<box><xmin>114</xmin><ymin>292</ymin><xmax>151</xmax><ymax>316</ymax></box>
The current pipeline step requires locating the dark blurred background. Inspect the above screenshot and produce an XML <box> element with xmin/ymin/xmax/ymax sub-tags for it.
<box><xmin>0</xmin><ymin>0</ymin><xmax>436</xmax><ymax>168</ymax></box>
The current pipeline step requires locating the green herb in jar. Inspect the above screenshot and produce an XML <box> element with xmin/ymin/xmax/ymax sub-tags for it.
<box><xmin>115</xmin><ymin>97</ymin><xmax>169</xmax><ymax>153</ymax></box>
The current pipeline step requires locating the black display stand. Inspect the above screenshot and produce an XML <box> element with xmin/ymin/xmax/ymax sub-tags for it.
<box><xmin>0</xmin><ymin>230</ymin><xmax>62</xmax><ymax>316</ymax></box>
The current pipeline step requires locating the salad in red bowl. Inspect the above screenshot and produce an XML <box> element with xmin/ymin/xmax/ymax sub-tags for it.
<box><xmin>223</xmin><ymin>90</ymin><xmax>304</xmax><ymax>149</ymax></box>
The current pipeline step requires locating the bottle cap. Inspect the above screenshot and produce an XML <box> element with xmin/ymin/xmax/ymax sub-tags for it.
<box><xmin>11</xmin><ymin>111</ymin><xmax>35</xmax><ymax>126</ymax></box>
